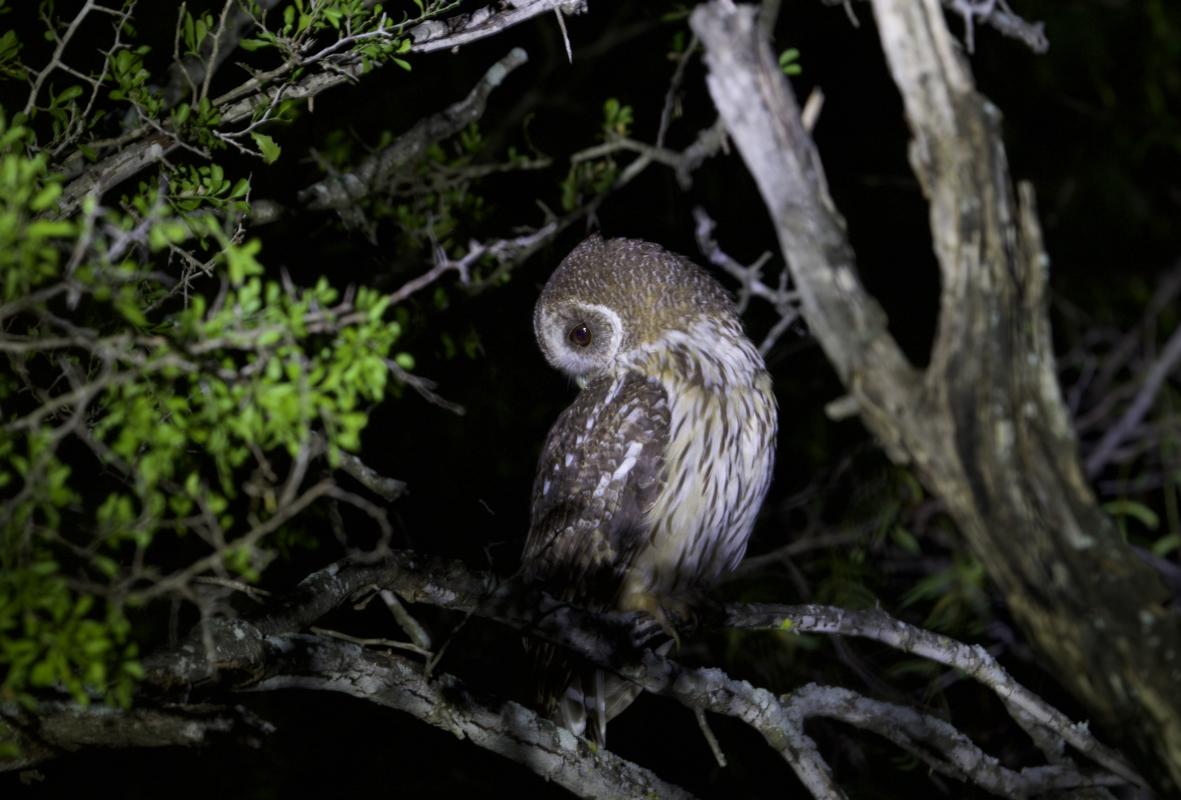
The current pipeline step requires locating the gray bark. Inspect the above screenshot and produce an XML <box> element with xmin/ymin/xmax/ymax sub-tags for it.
<box><xmin>690</xmin><ymin>0</ymin><xmax>1181</xmax><ymax>794</ymax></box>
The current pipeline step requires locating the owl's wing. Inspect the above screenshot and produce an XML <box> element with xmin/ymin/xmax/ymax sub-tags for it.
<box><xmin>523</xmin><ymin>370</ymin><xmax>670</xmax><ymax>610</ymax></box>
<box><xmin>523</xmin><ymin>370</ymin><xmax>670</xmax><ymax>743</ymax></box>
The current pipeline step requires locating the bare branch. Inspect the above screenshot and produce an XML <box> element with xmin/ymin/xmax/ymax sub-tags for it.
<box><xmin>386</xmin><ymin>359</ymin><xmax>466</xmax><ymax>416</ymax></box>
<box><xmin>140</xmin><ymin>552</ymin><xmax>1137</xmax><ymax>798</ymax></box>
<box><xmin>24</xmin><ymin>0</ymin><xmax>98</xmax><ymax>116</ymax></box>
<box><xmin>692</xmin><ymin>1</ymin><xmax>1181</xmax><ymax>791</ymax></box>
<box><xmin>298</xmin><ymin>48</ymin><xmax>530</xmax><ymax>214</ymax></box>
<box><xmin>727</xmin><ymin>603</ymin><xmax>1141</xmax><ymax>786</ymax></box>
<box><xmin>823</xmin><ymin>0</ymin><xmax>1049</xmax><ymax>53</ymax></box>
<box><xmin>1085</xmin><ymin>322</ymin><xmax>1181</xmax><ymax>477</ymax></box>
<box><xmin>407</xmin><ymin>0</ymin><xmax>586</xmax><ymax>54</ymax></box>
<box><xmin>786</xmin><ymin>685</ymin><xmax>1124</xmax><ymax>796</ymax></box>
<box><xmin>59</xmin><ymin>1</ymin><xmax>588</xmax><ymax>213</ymax></box>
<box><xmin>253</xmin><ymin>635</ymin><xmax>699</xmax><ymax>800</ymax></box>
<box><xmin>0</xmin><ymin>702</ymin><xmax>268</xmax><ymax>770</ymax></box>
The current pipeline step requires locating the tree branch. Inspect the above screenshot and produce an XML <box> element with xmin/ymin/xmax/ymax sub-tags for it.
<box><xmin>297</xmin><ymin>47</ymin><xmax>530</xmax><ymax>214</ymax></box>
<box><xmin>58</xmin><ymin>0</ymin><xmax>589</xmax><ymax>213</ymax></box>
<box><xmin>406</xmin><ymin>0</ymin><xmax>586</xmax><ymax>54</ymax></box>
<box><xmin>1084</xmin><ymin>322</ymin><xmax>1181</xmax><ymax>478</ymax></box>
<box><xmin>691</xmin><ymin>0</ymin><xmax>1181</xmax><ymax>792</ymax></box>
<box><xmin>253</xmin><ymin>634</ymin><xmax>698</xmax><ymax>800</ymax></box>
<box><xmin>823</xmin><ymin>0</ymin><xmax>1049</xmax><ymax>53</ymax></box>
<box><xmin>133</xmin><ymin>552</ymin><xmax>1141</xmax><ymax>798</ymax></box>
<box><xmin>0</xmin><ymin>702</ymin><xmax>267</xmax><ymax>770</ymax></box>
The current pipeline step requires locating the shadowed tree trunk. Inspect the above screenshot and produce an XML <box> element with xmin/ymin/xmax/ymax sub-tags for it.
<box><xmin>691</xmin><ymin>0</ymin><xmax>1181</xmax><ymax>793</ymax></box>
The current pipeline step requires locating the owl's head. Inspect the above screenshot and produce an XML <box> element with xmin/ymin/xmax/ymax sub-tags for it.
<box><xmin>534</xmin><ymin>235</ymin><xmax>737</xmax><ymax>384</ymax></box>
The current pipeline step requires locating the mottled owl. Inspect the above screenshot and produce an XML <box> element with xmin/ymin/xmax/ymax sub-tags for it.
<box><xmin>523</xmin><ymin>235</ymin><xmax>777</xmax><ymax>743</ymax></box>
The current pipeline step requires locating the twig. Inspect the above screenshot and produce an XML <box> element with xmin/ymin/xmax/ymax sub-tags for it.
<box><xmin>24</xmin><ymin>0</ymin><xmax>98</xmax><ymax>115</ymax></box>
<box><xmin>823</xmin><ymin>0</ymin><xmax>1048</xmax><ymax>53</ymax></box>
<box><xmin>694</xmin><ymin>709</ymin><xmax>728</xmax><ymax>767</ymax></box>
<box><xmin>308</xmin><ymin>625</ymin><xmax>432</xmax><ymax>657</ymax></box>
<box><xmin>385</xmin><ymin>359</ymin><xmax>466</xmax><ymax>416</ymax></box>
<box><xmin>786</xmin><ymin>685</ymin><xmax>1125</xmax><ymax>796</ymax></box>
<box><xmin>1085</xmin><ymin>322</ymin><xmax>1181</xmax><ymax>478</ymax></box>
<box><xmin>298</xmin><ymin>48</ymin><xmax>529</xmax><ymax>213</ymax></box>
<box><xmin>726</xmin><ymin>603</ymin><xmax>1142</xmax><ymax>786</ymax></box>
<box><xmin>380</xmin><ymin>589</ymin><xmax>433</xmax><ymax>650</ymax></box>
<box><xmin>253</xmin><ymin>635</ymin><xmax>699</xmax><ymax>800</ymax></box>
<box><xmin>407</xmin><ymin>0</ymin><xmax>586</xmax><ymax>54</ymax></box>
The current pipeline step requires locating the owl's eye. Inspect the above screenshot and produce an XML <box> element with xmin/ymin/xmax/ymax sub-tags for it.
<box><xmin>568</xmin><ymin>323</ymin><xmax>593</xmax><ymax>348</ymax></box>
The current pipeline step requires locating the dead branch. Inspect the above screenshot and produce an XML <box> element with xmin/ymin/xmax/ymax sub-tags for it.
<box><xmin>691</xmin><ymin>0</ymin><xmax>1181</xmax><ymax>791</ymax></box>
<box><xmin>130</xmin><ymin>552</ymin><xmax>1141</xmax><ymax>799</ymax></box>
<box><xmin>253</xmin><ymin>634</ymin><xmax>698</xmax><ymax>800</ymax></box>
<box><xmin>297</xmin><ymin>48</ymin><xmax>530</xmax><ymax>215</ymax></box>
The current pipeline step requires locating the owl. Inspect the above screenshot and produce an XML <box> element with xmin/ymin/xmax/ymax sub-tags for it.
<box><xmin>523</xmin><ymin>234</ymin><xmax>777</xmax><ymax>743</ymax></box>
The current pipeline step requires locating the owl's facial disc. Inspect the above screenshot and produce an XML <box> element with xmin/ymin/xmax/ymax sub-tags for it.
<box><xmin>536</xmin><ymin>301</ymin><xmax>624</xmax><ymax>384</ymax></box>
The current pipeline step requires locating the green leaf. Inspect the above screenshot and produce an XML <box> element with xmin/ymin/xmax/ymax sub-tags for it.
<box><xmin>251</xmin><ymin>132</ymin><xmax>281</xmax><ymax>164</ymax></box>
<box><xmin>26</xmin><ymin>219</ymin><xmax>74</xmax><ymax>239</ymax></box>
<box><xmin>1151</xmin><ymin>533</ymin><xmax>1180</xmax><ymax>557</ymax></box>
<box><xmin>779</xmin><ymin>47</ymin><xmax>802</xmax><ymax>76</ymax></box>
<box><xmin>1102</xmin><ymin>499</ymin><xmax>1160</xmax><ymax>530</ymax></box>
<box><xmin>29</xmin><ymin>182</ymin><xmax>62</xmax><ymax>212</ymax></box>
<box><xmin>225</xmin><ymin>238</ymin><xmax>264</xmax><ymax>285</ymax></box>
<box><xmin>890</xmin><ymin>525</ymin><xmax>921</xmax><ymax>554</ymax></box>
<box><xmin>31</xmin><ymin>660</ymin><xmax>56</xmax><ymax>686</ymax></box>
<box><xmin>93</xmin><ymin>556</ymin><xmax>119</xmax><ymax>578</ymax></box>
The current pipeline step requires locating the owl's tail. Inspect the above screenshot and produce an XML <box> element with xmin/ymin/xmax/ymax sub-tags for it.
<box><xmin>557</xmin><ymin>668</ymin><xmax>640</xmax><ymax>745</ymax></box>
<box><xmin>536</xmin><ymin>634</ymin><xmax>673</xmax><ymax>746</ymax></box>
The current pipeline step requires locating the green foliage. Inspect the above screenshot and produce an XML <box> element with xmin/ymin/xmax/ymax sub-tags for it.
<box><xmin>900</xmin><ymin>555</ymin><xmax>988</xmax><ymax>634</ymax></box>
<box><xmin>0</xmin><ymin>565</ymin><xmax>140</xmax><ymax>708</ymax></box>
<box><xmin>333</xmin><ymin>120</ymin><xmax>499</xmax><ymax>256</ymax></box>
<box><xmin>0</xmin><ymin>132</ymin><xmax>400</xmax><ymax>707</ymax></box>
<box><xmin>602</xmin><ymin>97</ymin><xmax>634</xmax><ymax>138</ymax></box>
<box><xmin>0</xmin><ymin>0</ymin><xmax>421</xmax><ymax>706</ymax></box>
<box><xmin>252</xmin><ymin>132</ymin><xmax>282</xmax><ymax>164</ymax></box>
<box><xmin>239</xmin><ymin>0</ymin><xmax>415</xmax><ymax>74</ymax></box>
<box><xmin>559</xmin><ymin>97</ymin><xmax>634</xmax><ymax>212</ymax></box>
<box><xmin>778</xmin><ymin>48</ymin><xmax>802</xmax><ymax>76</ymax></box>
<box><xmin>109</xmin><ymin>46</ymin><xmax>163</xmax><ymax>118</ymax></box>
<box><xmin>0</xmin><ymin>28</ymin><xmax>21</xmax><ymax>80</ymax></box>
<box><xmin>0</xmin><ymin>114</ymin><xmax>73</xmax><ymax>300</ymax></box>
<box><xmin>1103</xmin><ymin>498</ymin><xmax>1160</xmax><ymax>532</ymax></box>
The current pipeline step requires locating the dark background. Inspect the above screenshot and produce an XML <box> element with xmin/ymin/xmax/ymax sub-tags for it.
<box><xmin>9</xmin><ymin>1</ymin><xmax>1181</xmax><ymax>797</ymax></box>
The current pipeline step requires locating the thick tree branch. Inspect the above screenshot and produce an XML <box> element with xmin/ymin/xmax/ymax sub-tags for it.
<box><xmin>297</xmin><ymin>48</ymin><xmax>530</xmax><ymax>214</ymax></box>
<box><xmin>58</xmin><ymin>0</ymin><xmax>589</xmax><ymax>213</ymax></box>
<box><xmin>253</xmin><ymin>634</ymin><xmax>697</xmax><ymax>800</ymax></box>
<box><xmin>0</xmin><ymin>702</ymin><xmax>266</xmax><ymax>770</ymax></box>
<box><xmin>825</xmin><ymin>0</ymin><xmax>1049</xmax><ymax>53</ymax></box>
<box><xmin>690</xmin><ymin>0</ymin><xmax>1181</xmax><ymax>792</ymax></box>
<box><xmin>727</xmin><ymin>603</ymin><xmax>1138</xmax><ymax>785</ymax></box>
<box><xmin>407</xmin><ymin>0</ymin><xmax>586</xmax><ymax>53</ymax></box>
<box><xmin>133</xmin><ymin>552</ymin><xmax>1140</xmax><ymax>798</ymax></box>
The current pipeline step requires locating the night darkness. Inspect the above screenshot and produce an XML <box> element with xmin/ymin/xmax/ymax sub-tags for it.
<box><xmin>6</xmin><ymin>1</ymin><xmax>1181</xmax><ymax>798</ymax></box>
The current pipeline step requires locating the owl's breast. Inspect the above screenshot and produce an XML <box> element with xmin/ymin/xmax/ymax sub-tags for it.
<box><xmin>622</xmin><ymin>362</ymin><xmax>777</xmax><ymax>602</ymax></box>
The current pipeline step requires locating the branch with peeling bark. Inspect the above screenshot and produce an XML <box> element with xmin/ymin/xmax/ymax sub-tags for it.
<box><xmin>57</xmin><ymin>0</ymin><xmax>589</xmax><ymax>213</ymax></box>
<box><xmin>690</xmin><ymin>0</ymin><xmax>1181</xmax><ymax>793</ymax></box>
<box><xmin>823</xmin><ymin>0</ymin><xmax>1048</xmax><ymax>53</ymax></box>
<box><xmin>9</xmin><ymin>551</ymin><xmax>1135</xmax><ymax>800</ymax></box>
<box><xmin>296</xmin><ymin>48</ymin><xmax>531</xmax><ymax>219</ymax></box>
